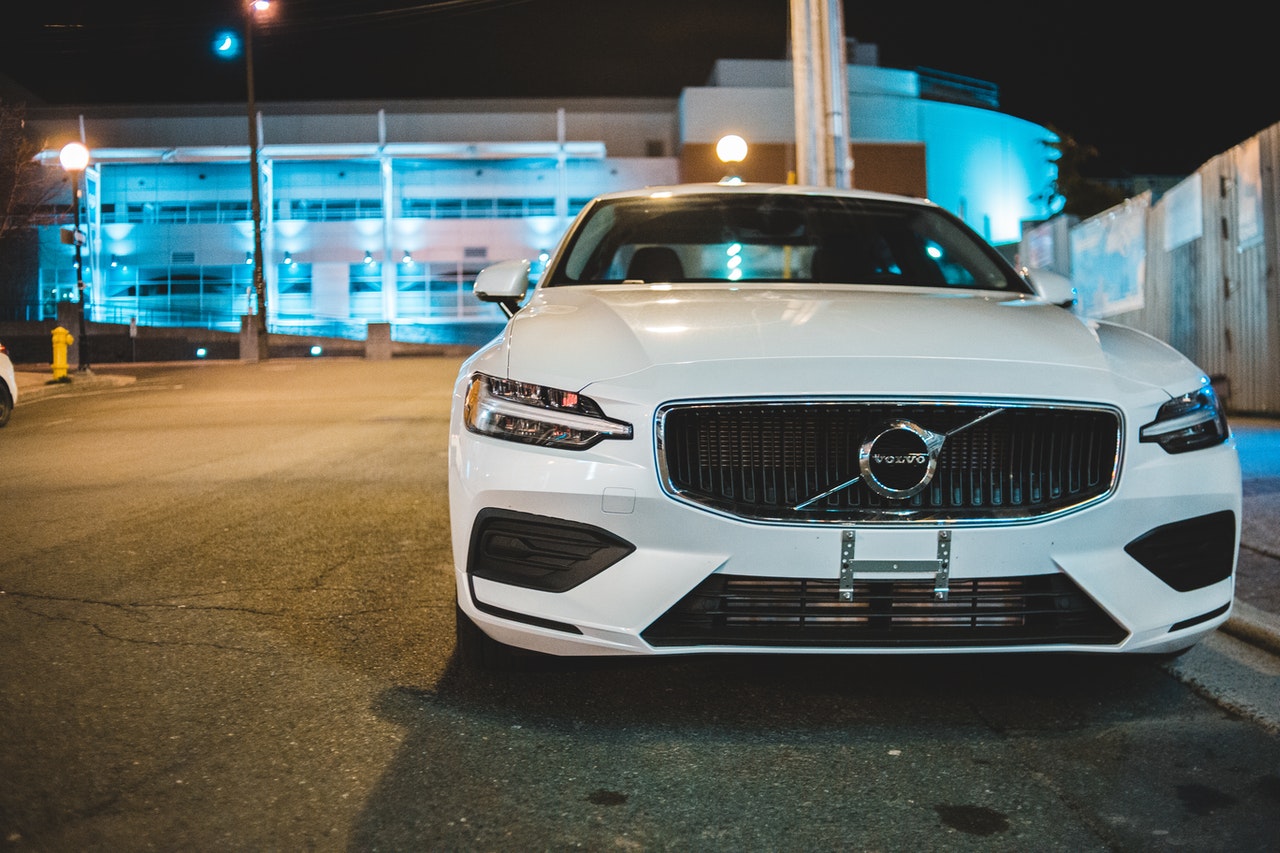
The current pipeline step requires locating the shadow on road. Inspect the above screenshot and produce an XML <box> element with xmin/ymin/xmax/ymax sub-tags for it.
<box><xmin>346</xmin><ymin>651</ymin><xmax>1244</xmax><ymax>850</ymax></box>
<box><xmin>402</xmin><ymin>649</ymin><xmax>1184</xmax><ymax>733</ymax></box>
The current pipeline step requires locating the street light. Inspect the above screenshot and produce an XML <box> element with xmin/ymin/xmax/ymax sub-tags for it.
<box><xmin>716</xmin><ymin>134</ymin><xmax>748</xmax><ymax>183</ymax></box>
<box><xmin>245</xmin><ymin>0</ymin><xmax>273</xmax><ymax>360</ymax></box>
<box><xmin>58</xmin><ymin>141</ymin><xmax>91</xmax><ymax>372</ymax></box>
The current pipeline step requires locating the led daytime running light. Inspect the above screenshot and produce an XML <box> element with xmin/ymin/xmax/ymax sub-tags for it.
<box><xmin>464</xmin><ymin>374</ymin><xmax>632</xmax><ymax>449</ymax></box>
<box><xmin>1139</xmin><ymin>383</ymin><xmax>1229</xmax><ymax>454</ymax></box>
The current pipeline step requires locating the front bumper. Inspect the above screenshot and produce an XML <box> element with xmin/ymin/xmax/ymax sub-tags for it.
<box><xmin>449</xmin><ymin>414</ymin><xmax>1241</xmax><ymax>658</ymax></box>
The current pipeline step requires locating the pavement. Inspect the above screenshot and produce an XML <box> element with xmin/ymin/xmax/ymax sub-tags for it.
<box><xmin>10</xmin><ymin>363</ymin><xmax>1280</xmax><ymax>657</ymax></box>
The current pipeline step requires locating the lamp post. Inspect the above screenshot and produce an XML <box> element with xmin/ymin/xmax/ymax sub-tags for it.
<box><xmin>58</xmin><ymin>141</ymin><xmax>90</xmax><ymax>372</ymax></box>
<box><xmin>245</xmin><ymin>0</ymin><xmax>271</xmax><ymax>359</ymax></box>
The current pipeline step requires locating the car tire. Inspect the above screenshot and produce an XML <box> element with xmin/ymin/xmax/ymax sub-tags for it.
<box><xmin>454</xmin><ymin>601</ymin><xmax>528</xmax><ymax>671</ymax></box>
<box><xmin>0</xmin><ymin>385</ymin><xmax>12</xmax><ymax>427</ymax></box>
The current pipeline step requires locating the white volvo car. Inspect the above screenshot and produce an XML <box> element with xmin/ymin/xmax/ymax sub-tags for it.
<box><xmin>448</xmin><ymin>183</ymin><xmax>1241</xmax><ymax>668</ymax></box>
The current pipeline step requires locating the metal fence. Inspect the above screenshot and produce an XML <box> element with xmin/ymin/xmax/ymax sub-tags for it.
<box><xmin>1022</xmin><ymin>121</ymin><xmax>1280</xmax><ymax>415</ymax></box>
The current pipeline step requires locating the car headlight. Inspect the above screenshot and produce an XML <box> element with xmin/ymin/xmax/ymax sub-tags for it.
<box><xmin>1139</xmin><ymin>381</ymin><xmax>1230</xmax><ymax>453</ymax></box>
<box><xmin>463</xmin><ymin>373</ymin><xmax>632</xmax><ymax>450</ymax></box>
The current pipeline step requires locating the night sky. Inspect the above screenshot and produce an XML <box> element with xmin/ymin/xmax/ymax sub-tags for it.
<box><xmin>1</xmin><ymin>0</ymin><xmax>1274</xmax><ymax>177</ymax></box>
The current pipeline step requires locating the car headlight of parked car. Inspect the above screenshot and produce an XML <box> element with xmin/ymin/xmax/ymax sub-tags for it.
<box><xmin>463</xmin><ymin>373</ymin><xmax>633</xmax><ymax>449</ymax></box>
<box><xmin>1139</xmin><ymin>381</ymin><xmax>1230</xmax><ymax>454</ymax></box>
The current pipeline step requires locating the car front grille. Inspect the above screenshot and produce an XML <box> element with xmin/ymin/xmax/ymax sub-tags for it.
<box><xmin>657</xmin><ymin>401</ymin><xmax>1121</xmax><ymax>523</ymax></box>
<box><xmin>641</xmin><ymin>574</ymin><xmax>1127</xmax><ymax>648</ymax></box>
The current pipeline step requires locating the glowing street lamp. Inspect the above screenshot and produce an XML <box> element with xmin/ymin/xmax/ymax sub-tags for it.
<box><xmin>58</xmin><ymin>141</ymin><xmax>91</xmax><ymax>372</ymax></box>
<box><xmin>716</xmin><ymin>134</ymin><xmax>748</xmax><ymax>183</ymax></box>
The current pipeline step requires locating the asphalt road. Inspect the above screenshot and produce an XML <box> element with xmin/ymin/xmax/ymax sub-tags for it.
<box><xmin>2</xmin><ymin>358</ymin><xmax>1278</xmax><ymax>851</ymax></box>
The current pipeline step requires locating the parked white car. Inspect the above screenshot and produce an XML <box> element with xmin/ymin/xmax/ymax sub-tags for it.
<box><xmin>0</xmin><ymin>341</ymin><xmax>17</xmax><ymax>427</ymax></box>
<box><xmin>449</xmin><ymin>183</ymin><xmax>1241</xmax><ymax>668</ymax></box>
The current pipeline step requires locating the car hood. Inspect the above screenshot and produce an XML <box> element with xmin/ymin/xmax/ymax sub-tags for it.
<box><xmin>492</xmin><ymin>284</ymin><xmax>1199</xmax><ymax>403</ymax></box>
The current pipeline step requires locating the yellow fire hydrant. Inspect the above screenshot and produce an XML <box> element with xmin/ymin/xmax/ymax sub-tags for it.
<box><xmin>51</xmin><ymin>326</ymin><xmax>74</xmax><ymax>381</ymax></box>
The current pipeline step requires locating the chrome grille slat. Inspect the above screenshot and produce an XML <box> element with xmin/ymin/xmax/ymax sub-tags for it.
<box><xmin>658</xmin><ymin>401</ymin><xmax>1120</xmax><ymax>523</ymax></box>
<box><xmin>641</xmin><ymin>574</ymin><xmax>1128</xmax><ymax>647</ymax></box>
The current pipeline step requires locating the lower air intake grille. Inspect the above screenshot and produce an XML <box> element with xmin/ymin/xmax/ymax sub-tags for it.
<box><xmin>642</xmin><ymin>574</ymin><xmax>1126</xmax><ymax>648</ymax></box>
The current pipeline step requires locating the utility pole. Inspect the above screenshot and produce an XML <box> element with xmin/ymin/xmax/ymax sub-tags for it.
<box><xmin>790</xmin><ymin>0</ymin><xmax>851</xmax><ymax>188</ymax></box>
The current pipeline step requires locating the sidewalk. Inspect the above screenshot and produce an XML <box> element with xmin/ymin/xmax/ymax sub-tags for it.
<box><xmin>14</xmin><ymin>366</ymin><xmax>137</xmax><ymax>400</ymax></box>
<box><xmin>1229</xmin><ymin>417</ymin><xmax>1280</xmax><ymax>655</ymax></box>
<box><xmin>11</xmin><ymin>364</ymin><xmax>1280</xmax><ymax>656</ymax></box>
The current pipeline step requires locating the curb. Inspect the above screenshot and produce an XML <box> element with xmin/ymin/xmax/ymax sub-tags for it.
<box><xmin>1223</xmin><ymin>600</ymin><xmax>1280</xmax><ymax>657</ymax></box>
<box><xmin>15</xmin><ymin>370</ymin><xmax>136</xmax><ymax>401</ymax></box>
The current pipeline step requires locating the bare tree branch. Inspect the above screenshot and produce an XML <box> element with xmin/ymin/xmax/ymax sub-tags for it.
<box><xmin>0</xmin><ymin>99</ymin><xmax>64</xmax><ymax>243</ymax></box>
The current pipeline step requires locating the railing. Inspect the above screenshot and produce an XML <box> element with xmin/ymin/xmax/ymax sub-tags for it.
<box><xmin>90</xmin><ymin>303</ymin><xmax>246</xmax><ymax>331</ymax></box>
<box><xmin>401</xmin><ymin>197</ymin><xmax>556</xmax><ymax>219</ymax></box>
<box><xmin>399</xmin><ymin>196</ymin><xmax>592</xmax><ymax>219</ymax></box>
<box><xmin>102</xmin><ymin>201</ymin><xmax>252</xmax><ymax>225</ymax></box>
<box><xmin>278</xmin><ymin>198</ymin><xmax>383</xmax><ymax>221</ymax></box>
<box><xmin>80</xmin><ymin>195</ymin><xmax>593</xmax><ymax>225</ymax></box>
<box><xmin>915</xmin><ymin>67</ymin><xmax>1000</xmax><ymax>110</ymax></box>
<box><xmin>31</xmin><ymin>261</ymin><xmax>507</xmax><ymax>330</ymax></box>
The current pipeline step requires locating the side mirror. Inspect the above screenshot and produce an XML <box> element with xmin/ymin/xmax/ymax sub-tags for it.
<box><xmin>1023</xmin><ymin>268</ymin><xmax>1077</xmax><ymax>309</ymax></box>
<box><xmin>474</xmin><ymin>259</ymin><xmax>531</xmax><ymax>318</ymax></box>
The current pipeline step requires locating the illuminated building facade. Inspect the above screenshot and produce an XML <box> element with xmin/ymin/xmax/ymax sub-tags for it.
<box><xmin>21</xmin><ymin>57</ymin><xmax>1059</xmax><ymax>343</ymax></box>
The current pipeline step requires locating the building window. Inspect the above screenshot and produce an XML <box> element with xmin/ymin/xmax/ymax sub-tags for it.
<box><xmin>95</xmin><ymin>263</ymin><xmax>251</xmax><ymax>327</ymax></box>
<box><xmin>396</xmin><ymin>260</ymin><xmax>428</xmax><ymax>318</ymax></box>
<box><xmin>426</xmin><ymin>261</ymin><xmax>496</xmax><ymax>319</ymax></box>
<box><xmin>399</xmin><ymin>196</ymin><xmax>557</xmax><ymax>219</ymax></box>
<box><xmin>115</xmin><ymin>200</ymin><xmax>249</xmax><ymax>224</ymax></box>
<box><xmin>349</xmin><ymin>262</ymin><xmax>383</xmax><ymax>320</ymax></box>
<box><xmin>276</xmin><ymin>263</ymin><xmax>313</xmax><ymax>318</ymax></box>
<box><xmin>280</xmin><ymin>198</ymin><xmax>383</xmax><ymax>221</ymax></box>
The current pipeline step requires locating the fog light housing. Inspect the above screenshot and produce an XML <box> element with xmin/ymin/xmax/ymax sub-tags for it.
<box><xmin>1124</xmin><ymin>510</ymin><xmax>1236</xmax><ymax>591</ymax></box>
<box><xmin>468</xmin><ymin>509</ymin><xmax>635</xmax><ymax>592</ymax></box>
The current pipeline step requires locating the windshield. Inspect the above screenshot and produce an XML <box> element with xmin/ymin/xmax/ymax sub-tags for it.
<box><xmin>547</xmin><ymin>192</ymin><xmax>1029</xmax><ymax>293</ymax></box>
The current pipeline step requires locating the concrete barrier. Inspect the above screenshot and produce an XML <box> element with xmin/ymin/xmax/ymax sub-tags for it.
<box><xmin>365</xmin><ymin>322</ymin><xmax>392</xmax><ymax>360</ymax></box>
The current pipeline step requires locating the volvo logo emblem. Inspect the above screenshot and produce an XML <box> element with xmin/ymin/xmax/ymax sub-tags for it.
<box><xmin>859</xmin><ymin>420</ymin><xmax>946</xmax><ymax>499</ymax></box>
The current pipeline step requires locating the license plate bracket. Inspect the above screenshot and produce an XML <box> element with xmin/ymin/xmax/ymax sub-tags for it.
<box><xmin>839</xmin><ymin>529</ymin><xmax>953</xmax><ymax>601</ymax></box>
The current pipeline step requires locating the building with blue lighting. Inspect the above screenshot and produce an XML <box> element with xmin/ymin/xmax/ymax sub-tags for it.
<box><xmin>16</xmin><ymin>53</ymin><xmax>1059</xmax><ymax>344</ymax></box>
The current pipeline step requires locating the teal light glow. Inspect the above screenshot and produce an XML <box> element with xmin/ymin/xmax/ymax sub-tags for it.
<box><xmin>213</xmin><ymin>31</ymin><xmax>241</xmax><ymax>59</ymax></box>
<box><xmin>726</xmin><ymin>242</ymin><xmax>743</xmax><ymax>279</ymax></box>
<box><xmin>310</xmin><ymin>346</ymin><xmax>323</xmax><ymax>357</ymax></box>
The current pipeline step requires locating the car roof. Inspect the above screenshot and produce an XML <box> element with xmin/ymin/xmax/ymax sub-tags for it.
<box><xmin>589</xmin><ymin>182</ymin><xmax>941</xmax><ymax>208</ymax></box>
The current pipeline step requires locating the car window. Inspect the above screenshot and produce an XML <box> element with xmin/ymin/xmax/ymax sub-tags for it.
<box><xmin>548</xmin><ymin>193</ymin><xmax>1027</xmax><ymax>293</ymax></box>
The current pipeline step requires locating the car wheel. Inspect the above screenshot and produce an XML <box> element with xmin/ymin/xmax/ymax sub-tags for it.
<box><xmin>454</xmin><ymin>601</ymin><xmax>528</xmax><ymax>671</ymax></box>
<box><xmin>0</xmin><ymin>385</ymin><xmax>12</xmax><ymax>427</ymax></box>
